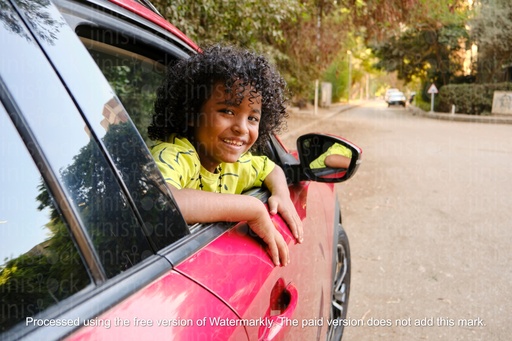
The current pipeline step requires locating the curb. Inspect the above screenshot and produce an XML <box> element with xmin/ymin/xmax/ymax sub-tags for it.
<box><xmin>408</xmin><ymin>105</ymin><xmax>512</xmax><ymax>125</ymax></box>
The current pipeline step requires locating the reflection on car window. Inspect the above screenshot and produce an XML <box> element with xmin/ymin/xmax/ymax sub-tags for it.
<box><xmin>91</xmin><ymin>98</ymin><xmax>190</xmax><ymax>250</ymax></box>
<box><xmin>79</xmin><ymin>37</ymin><xmax>166</xmax><ymax>145</ymax></box>
<box><xmin>0</xmin><ymin>110</ymin><xmax>91</xmax><ymax>333</ymax></box>
<box><xmin>61</xmin><ymin>120</ymin><xmax>155</xmax><ymax>277</ymax></box>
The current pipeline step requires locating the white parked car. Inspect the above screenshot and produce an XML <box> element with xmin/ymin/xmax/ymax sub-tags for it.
<box><xmin>387</xmin><ymin>92</ymin><xmax>407</xmax><ymax>107</ymax></box>
<box><xmin>384</xmin><ymin>88</ymin><xmax>400</xmax><ymax>102</ymax></box>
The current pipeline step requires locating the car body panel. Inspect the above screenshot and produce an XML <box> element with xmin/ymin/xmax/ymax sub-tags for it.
<box><xmin>108</xmin><ymin>0</ymin><xmax>199</xmax><ymax>51</ymax></box>
<box><xmin>175</xmin><ymin>181</ymin><xmax>337</xmax><ymax>340</ymax></box>
<box><xmin>66</xmin><ymin>270</ymin><xmax>248</xmax><ymax>340</ymax></box>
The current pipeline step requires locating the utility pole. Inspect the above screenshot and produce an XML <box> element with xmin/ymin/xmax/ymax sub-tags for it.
<box><xmin>314</xmin><ymin>1</ymin><xmax>323</xmax><ymax>115</ymax></box>
<box><xmin>347</xmin><ymin>50</ymin><xmax>352</xmax><ymax>104</ymax></box>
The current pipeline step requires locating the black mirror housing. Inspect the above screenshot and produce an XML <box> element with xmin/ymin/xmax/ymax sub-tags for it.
<box><xmin>295</xmin><ymin>133</ymin><xmax>362</xmax><ymax>183</ymax></box>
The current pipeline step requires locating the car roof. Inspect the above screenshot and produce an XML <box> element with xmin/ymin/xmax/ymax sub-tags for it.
<box><xmin>108</xmin><ymin>0</ymin><xmax>199</xmax><ymax>51</ymax></box>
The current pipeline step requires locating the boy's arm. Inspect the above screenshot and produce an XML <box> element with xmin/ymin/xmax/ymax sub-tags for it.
<box><xmin>263</xmin><ymin>165</ymin><xmax>304</xmax><ymax>243</ymax></box>
<box><xmin>324</xmin><ymin>154</ymin><xmax>351</xmax><ymax>168</ymax></box>
<box><xmin>168</xmin><ymin>186</ymin><xmax>289</xmax><ymax>267</ymax></box>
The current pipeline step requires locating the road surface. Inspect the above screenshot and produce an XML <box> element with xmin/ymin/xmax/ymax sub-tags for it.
<box><xmin>282</xmin><ymin>100</ymin><xmax>512</xmax><ymax>340</ymax></box>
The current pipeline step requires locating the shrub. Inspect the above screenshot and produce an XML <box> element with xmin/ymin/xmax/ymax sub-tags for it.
<box><xmin>438</xmin><ymin>82</ymin><xmax>512</xmax><ymax>115</ymax></box>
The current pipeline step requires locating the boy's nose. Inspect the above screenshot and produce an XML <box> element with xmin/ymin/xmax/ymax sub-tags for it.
<box><xmin>233</xmin><ymin>119</ymin><xmax>249</xmax><ymax>135</ymax></box>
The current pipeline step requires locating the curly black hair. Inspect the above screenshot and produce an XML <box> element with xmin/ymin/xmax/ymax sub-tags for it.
<box><xmin>148</xmin><ymin>44</ymin><xmax>289</xmax><ymax>151</ymax></box>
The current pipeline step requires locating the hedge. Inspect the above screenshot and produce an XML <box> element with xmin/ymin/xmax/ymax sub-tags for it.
<box><xmin>437</xmin><ymin>82</ymin><xmax>512</xmax><ymax>115</ymax></box>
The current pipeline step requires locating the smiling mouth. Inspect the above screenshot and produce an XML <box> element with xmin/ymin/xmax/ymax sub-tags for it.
<box><xmin>222</xmin><ymin>138</ymin><xmax>245</xmax><ymax>147</ymax></box>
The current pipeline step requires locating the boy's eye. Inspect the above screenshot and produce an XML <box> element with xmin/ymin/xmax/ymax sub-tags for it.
<box><xmin>220</xmin><ymin>109</ymin><xmax>234</xmax><ymax>115</ymax></box>
<box><xmin>249</xmin><ymin>115</ymin><xmax>260</xmax><ymax>123</ymax></box>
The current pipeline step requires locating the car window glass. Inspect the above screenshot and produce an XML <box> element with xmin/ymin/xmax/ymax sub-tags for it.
<box><xmin>79</xmin><ymin>36</ymin><xmax>166</xmax><ymax>146</ymax></box>
<box><xmin>0</xmin><ymin>109</ymin><xmax>91</xmax><ymax>333</ymax></box>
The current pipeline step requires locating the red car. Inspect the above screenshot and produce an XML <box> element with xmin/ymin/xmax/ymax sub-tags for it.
<box><xmin>0</xmin><ymin>0</ymin><xmax>361</xmax><ymax>340</ymax></box>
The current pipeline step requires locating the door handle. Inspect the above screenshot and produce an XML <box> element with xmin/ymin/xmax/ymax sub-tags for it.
<box><xmin>258</xmin><ymin>279</ymin><xmax>298</xmax><ymax>341</ymax></box>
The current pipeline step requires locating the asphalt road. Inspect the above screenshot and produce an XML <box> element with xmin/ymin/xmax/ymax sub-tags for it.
<box><xmin>281</xmin><ymin>100</ymin><xmax>512</xmax><ymax>341</ymax></box>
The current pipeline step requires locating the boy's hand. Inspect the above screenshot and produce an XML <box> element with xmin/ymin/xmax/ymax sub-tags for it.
<box><xmin>268</xmin><ymin>193</ymin><xmax>304</xmax><ymax>244</ymax></box>
<box><xmin>247</xmin><ymin>212</ymin><xmax>289</xmax><ymax>267</ymax></box>
<box><xmin>263</xmin><ymin>165</ymin><xmax>304</xmax><ymax>244</ymax></box>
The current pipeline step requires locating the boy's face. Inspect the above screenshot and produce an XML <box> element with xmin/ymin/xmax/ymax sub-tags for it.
<box><xmin>193</xmin><ymin>82</ymin><xmax>261</xmax><ymax>173</ymax></box>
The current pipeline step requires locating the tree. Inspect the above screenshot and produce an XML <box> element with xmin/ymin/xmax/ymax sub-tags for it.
<box><xmin>276</xmin><ymin>1</ymin><xmax>351</xmax><ymax>101</ymax></box>
<box><xmin>372</xmin><ymin>23</ymin><xmax>469</xmax><ymax>85</ymax></box>
<box><xmin>151</xmin><ymin>0</ymin><xmax>474</xmax><ymax>102</ymax></box>
<box><xmin>370</xmin><ymin>0</ymin><xmax>471</xmax><ymax>92</ymax></box>
<box><xmin>152</xmin><ymin>0</ymin><xmax>350</xmax><ymax>101</ymax></box>
<box><xmin>470</xmin><ymin>0</ymin><xmax>512</xmax><ymax>83</ymax></box>
<box><xmin>152</xmin><ymin>0</ymin><xmax>299</xmax><ymax>49</ymax></box>
<box><xmin>338</xmin><ymin>0</ymin><xmax>420</xmax><ymax>43</ymax></box>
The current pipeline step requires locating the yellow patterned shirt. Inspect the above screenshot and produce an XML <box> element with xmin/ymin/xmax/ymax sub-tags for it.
<box><xmin>151</xmin><ymin>134</ymin><xmax>275</xmax><ymax>193</ymax></box>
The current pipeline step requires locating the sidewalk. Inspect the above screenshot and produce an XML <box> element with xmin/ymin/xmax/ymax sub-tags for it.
<box><xmin>283</xmin><ymin>101</ymin><xmax>361</xmax><ymax>139</ymax></box>
<box><xmin>408</xmin><ymin>105</ymin><xmax>512</xmax><ymax>125</ymax></box>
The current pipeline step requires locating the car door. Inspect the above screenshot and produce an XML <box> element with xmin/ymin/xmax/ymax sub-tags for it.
<box><xmin>51</xmin><ymin>1</ymin><xmax>337</xmax><ymax>340</ymax></box>
<box><xmin>172</xmin><ymin>181</ymin><xmax>338</xmax><ymax>341</ymax></box>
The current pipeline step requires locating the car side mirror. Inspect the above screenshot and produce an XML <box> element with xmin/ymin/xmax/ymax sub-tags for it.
<box><xmin>296</xmin><ymin>133</ymin><xmax>362</xmax><ymax>183</ymax></box>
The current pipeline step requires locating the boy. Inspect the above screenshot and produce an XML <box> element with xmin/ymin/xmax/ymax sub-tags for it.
<box><xmin>149</xmin><ymin>45</ymin><xmax>302</xmax><ymax>266</ymax></box>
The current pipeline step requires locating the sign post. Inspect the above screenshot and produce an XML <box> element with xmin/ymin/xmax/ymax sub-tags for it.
<box><xmin>427</xmin><ymin>83</ymin><xmax>438</xmax><ymax>112</ymax></box>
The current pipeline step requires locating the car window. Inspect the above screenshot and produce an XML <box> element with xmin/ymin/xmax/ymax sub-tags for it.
<box><xmin>75</xmin><ymin>37</ymin><xmax>191</xmax><ymax>250</ymax></box>
<box><xmin>0</xmin><ymin>109</ymin><xmax>92</xmax><ymax>333</ymax></box>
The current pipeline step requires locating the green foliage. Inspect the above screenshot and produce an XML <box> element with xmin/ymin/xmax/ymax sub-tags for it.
<box><xmin>266</xmin><ymin>1</ymin><xmax>351</xmax><ymax>101</ymax></box>
<box><xmin>102</xmin><ymin>65</ymin><xmax>159</xmax><ymax>145</ymax></box>
<box><xmin>153</xmin><ymin>0</ymin><xmax>351</xmax><ymax>101</ymax></box>
<box><xmin>151</xmin><ymin>0</ymin><xmax>480</xmax><ymax>102</ymax></box>
<box><xmin>321</xmin><ymin>35</ymin><xmax>380</xmax><ymax>103</ymax></box>
<box><xmin>438</xmin><ymin>82</ymin><xmax>512</xmax><ymax>114</ymax></box>
<box><xmin>469</xmin><ymin>0</ymin><xmax>512</xmax><ymax>83</ymax></box>
<box><xmin>414</xmin><ymin>93</ymin><xmax>433</xmax><ymax>112</ymax></box>
<box><xmin>153</xmin><ymin>0</ymin><xmax>299</xmax><ymax>47</ymax></box>
<box><xmin>0</xmin><ymin>208</ymin><xmax>89</xmax><ymax>330</ymax></box>
<box><xmin>372</xmin><ymin>23</ymin><xmax>469</xmax><ymax>86</ymax></box>
<box><xmin>323</xmin><ymin>59</ymin><xmax>349</xmax><ymax>102</ymax></box>
<box><xmin>368</xmin><ymin>0</ymin><xmax>473</xmax><ymax>91</ymax></box>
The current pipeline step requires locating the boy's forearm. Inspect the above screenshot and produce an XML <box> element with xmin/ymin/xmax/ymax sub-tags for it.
<box><xmin>168</xmin><ymin>186</ymin><xmax>266</xmax><ymax>224</ymax></box>
<box><xmin>263</xmin><ymin>165</ymin><xmax>290</xmax><ymax>196</ymax></box>
<box><xmin>167</xmin><ymin>183</ymin><xmax>291</xmax><ymax>266</ymax></box>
